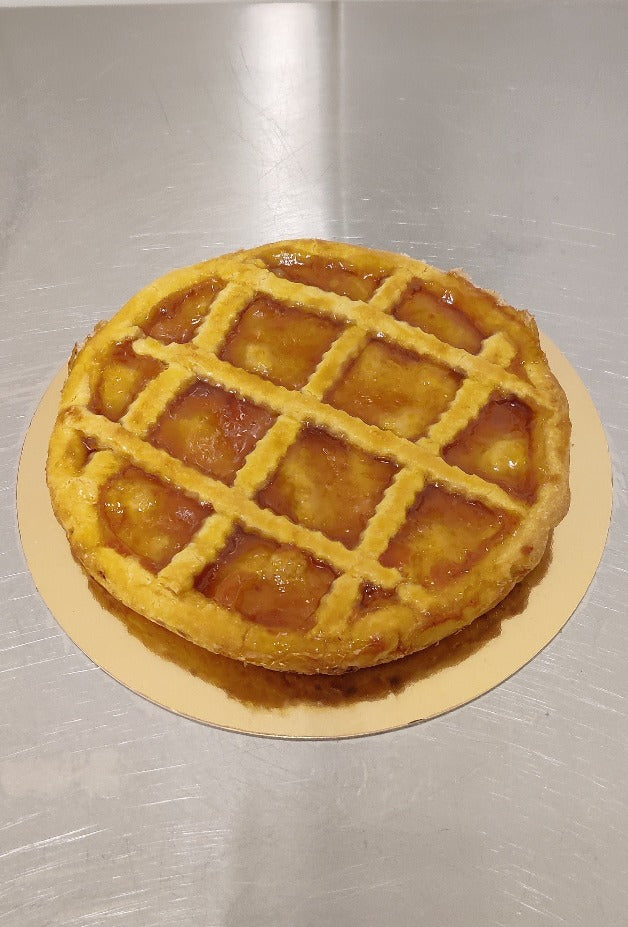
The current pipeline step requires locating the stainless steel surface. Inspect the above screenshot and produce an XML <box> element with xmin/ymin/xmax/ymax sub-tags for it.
<box><xmin>1</xmin><ymin>2</ymin><xmax>626</xmax><ymax>924</ymax></box>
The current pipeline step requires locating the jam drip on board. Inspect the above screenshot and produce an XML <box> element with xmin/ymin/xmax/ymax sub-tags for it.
<box><xmin>196</xmin><ymin>530</ymin><xmax>336</xmax><ymax>631</ymax></box>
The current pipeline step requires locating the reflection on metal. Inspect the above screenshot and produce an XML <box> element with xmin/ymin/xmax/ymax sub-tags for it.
<box><xmin>235</xmin><ymin>3</ymin><xmax>340</xmax><ymax>241</ymax></box>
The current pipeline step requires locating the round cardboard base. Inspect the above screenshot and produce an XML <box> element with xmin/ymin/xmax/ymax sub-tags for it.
<box><xmin>17</xmin><ymin>338</ymin><xmax>612</xmax><ymax>738</ymax></box>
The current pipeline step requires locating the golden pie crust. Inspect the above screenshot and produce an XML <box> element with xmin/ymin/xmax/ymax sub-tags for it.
<box><xmin>46</xmin><ymin>240</ymin><xmax>570</xmax><ymax>674</ymax></box>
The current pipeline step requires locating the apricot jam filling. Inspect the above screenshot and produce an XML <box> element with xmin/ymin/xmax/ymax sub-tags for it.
<box><xmin>443</xmin><ymin>397</ymin><xmax>535</xmax><ymax>500</ymax></box>
<box><xmin>220</xmin><ymin>296</ymin><xmax>343</xmax><ymax>389</ymax></box>
<box><xmin>326</xmin><ymin>339</ymin><xmax>462</xmax><ymax>440</ymax></box>
<box><xmin>507</xmin><ymin>353</ymin><xmax>529</xmax><ymax>381</ymax></box>
<box><xmin>352</xmin><ymin>583</ymin><xmax>397</xmax><ymax>619</ymax></box>
<box><xmin>257</xmin><ymin>427</ymin><xmax>397</xmax><ymax>548</ymax></box>
<box><xmin>148</xmin><ymin>381</ymin><xmax>275</xmax><ymax>485</ymax></box>
<box><xmin>195</xmin><ymin>530</ymin><xmax>336</xmax><ymax>631</ymax></box>
<box><xmin>142</xmin><ymin>278</ymin><xmax>223</xmax><ymax>344</ymax></box>
<box><xmin>394</xmin><ymin>279</ymin><xmax>484</xmax><ymax>354</ymax></box>
<box><xmin>89</xmin><ymin>341</ymin><xmax>164</xmax><ymax>422</ymax></box>
<box><xmin>381</xmin><ymin>484</ymin><xmax>514</xmax><ymax>587</ymax></box>
<box><xmin>99</xmin><ymin>466</ymin><xmax>211</xmax><ymax>573</ymax></box>
<box><xmin>265</xmin><ymin>253</ymin><xmax>384</xmax><ymax>301</ymax></box>
<box><xmin>348</xmin><ymin>584</ymin><xmax>401</xmax><ymax>628</ymax></box>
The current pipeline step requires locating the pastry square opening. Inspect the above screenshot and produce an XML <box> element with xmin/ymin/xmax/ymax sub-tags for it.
<box><xmin>443</xmin><ymin>396</ymin><xmax>536</xmax><ymax>500</ymax></box>
<box><xmin>264</xmin><ymin>251</ymin><xmax>385</xmax><ymax>301</ymax></box>
<box><xmin>195</xmin><ymin>529</ymin><xmax>336</xmax><ymax>631</ymax></box>
<box><xmin>257</xmin><ymin>426</ymin><xmax>398</xmax><ymax>548</ymax></box>
<box><xmin>326</xmin><ymin>339</ymin><xmax>462</xmax><ymax>440</ymax></box>
<box><xmin>99</xmin><ymin>466</ymin><xmax>212</xmax><ymax>573</ymax></box>
<box><xmin>88</xmin><ymin>340</ymin><xmax>164</xmax><ymax>423</ymax></box>
<box><xmin>380</xmin><ymin>484</ymin><xmax>514</xmax><ymax>587</ymax></box>
<box><xmin>220</xmin><ymin>296</ymin><xmax>343</xmax><ymax>389</ymax></box>
<box><xmin>148</xmin><ymin>381</ymin><xmax>275</xmax><ymax>485</ymax></box>
<box><xmin>394</xmin><ymin>279</ymin><xmax>484</xmax><ymax>354</ymax></box>
<box><xmin>142</xmin><ymin>278</ymin><xmax>223</xmax><ymax>344</ymax></box>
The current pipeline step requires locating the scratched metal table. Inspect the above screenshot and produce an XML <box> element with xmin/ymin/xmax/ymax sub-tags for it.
<box><xmin>1</xmin><ymin>2</ymin><xmax>626</xmax><ymax>924</ymax></box>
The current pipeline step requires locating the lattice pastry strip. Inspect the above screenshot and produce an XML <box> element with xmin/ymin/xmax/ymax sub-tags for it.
<box><xmin>192</xmin><ymin>281</ymin><xmax>255</xmax><ymax>355</ymax></box>
<box><xmin>421</xmin><ymin>332</ymin><xmax>516</xmax><ymax>453</ymax></box>
<box><xmin>158</xmin><ymin>513</ymin><xmax>234</xmax><ymax>594</ymax></box>
<box><xmin>303</xmin><ymin>268</ymin><xmax>414</xmax><ymax>399</ymax></box>
<box><xmin>74</xmin><ymin>449</ymin><xmax>124</xmax><ymax>508</ymax></box>
<box><xmin>132</xmin><ymin>337</ymin><xmax>526</xmax><ymax>517</ymax></box>
<box><xmin>238</xmin><ymin>263</ymin><xmax>547</xmax><ymax>410</ymax></box>
<box><xmin>313</xmin><ymin>469</ymin><xmax>431</xmax><ymax>637</ymax></box>
<box><xmin>121</xmin><ymin>366</ymin><xmax>196</xmax><ymax>437</ymax></box>
<box><xmin>311</xmin><ymin>573</ymin><xmax>364</xmax><ymax>636</ymax></box>
<box><xmin>70</xmin><ymin>408</ymin><xmax>401</xmax><ymax>587</ymax></box>
<box><xmin>356</xmin><ymin>469</ymin><xmax>428</xmax><ymax>563</ymax></box>
<box><xmin>164</xmin><ymin>275</ymin><xmax>417</xmax><ymax>633</ymax></box>
<box><xmin>304</xmin><ymin>326</ymin><xmax>367</xmax><ymax>400</ymax></box>
<box><xmin>47</xmin><ymin>239</ymin><xmax>571</xmax><ymax>674</ymax></box>
<box><xmin>232</xmin><ymin>417</ymin><xmax>301</xmax><ymax>497</ymax></box>
<box><xmin>117</xmin><ymin>277</ymin><xmax>416</xmax><ymax>604</ymax></box>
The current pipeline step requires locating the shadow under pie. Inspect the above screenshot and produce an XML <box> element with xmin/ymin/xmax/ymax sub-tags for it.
<box><xmin>87</xmin><ymin>540</ymin><xmax>553</xmax><ymax>712</ymax></box>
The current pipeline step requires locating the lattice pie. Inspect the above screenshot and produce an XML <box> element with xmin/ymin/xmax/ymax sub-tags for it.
<box><xmin>47</xmin><ymin>240</ymin><xmax>570</xmax><ymax>673</ymax></box>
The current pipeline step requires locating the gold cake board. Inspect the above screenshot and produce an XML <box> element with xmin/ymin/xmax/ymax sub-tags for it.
<box><xmin>17</xmin><ymin>337</ymin><xmax>612</xmax><ymax>738</ymax></box>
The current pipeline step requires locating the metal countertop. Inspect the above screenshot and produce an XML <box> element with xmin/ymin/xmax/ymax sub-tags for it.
<box><xmin>1</xmin><ymin>2</ymin><xmax>626</xmax><ymax>924</ymax></box>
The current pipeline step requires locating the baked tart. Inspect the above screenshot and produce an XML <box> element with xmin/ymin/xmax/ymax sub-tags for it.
<box><xmin>47</xmin><ymin>240</ymin><xmax>571</xmax><ymax>674</ymax></box>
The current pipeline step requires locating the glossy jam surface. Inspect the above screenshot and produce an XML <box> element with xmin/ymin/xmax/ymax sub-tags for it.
<box><xmin>358</xmin><ymin>583</ymin><xmax>396</xmax><ymax>612</ymax></box>
<box><xmin>89</xmin><ymin>341</ymin><xmax>163</xmax><ymax>422</ymax></box>
<box><xmin>196</xmin><ymin>530</ymin><xmax>335</xmax><ymax>630</ymax></box>
<box><xmin>507</xmin><ymin>353</ymin><xmax>529</xmax><ymax>381</ymax></box>
<box><xmin>326</xmin><ymin>340</ymin><xmax>461</xmax><ymax>440</ymax></box>
<box><xmin>149</xmin><ymin>381</ymin><xmax>275</xmax><ymax>484</ymax></box>
<box><xmin>348</xmin><ymin>583</ymin><xmax>400</xmax><ymax>630</ymax></box>
<box><xmin>100</xmin><ymin>467</ymin><xmax>211</xmax><ymax>572</ymax></box>
<box><xmin>381</xmin><ymin>484</ymin><xmax>511</xmax><ymax>587</ymax></box>
<box><xmin>258</xmin><ymin>427</ymin><xmax>397</xmax><ymax>547</ymax></box>
<box><xmin>394</xmin><ymin>279</ymin><xmax>484</xmax><ymax>354</ymax></box>
<box><xmin>444</xmin><ymin>398</ymin><xmax>534</xmax><ymax>499</ymax></box>
<box><xmin>220</xmin><ymin>296</ymin><xmax>342</xmax><ymax>389</ymax></box>
<box><xmin>143</xmin><ymin>279</ymin><xmax>222</xmax><ymax>343</ymax></box>
<box><xmin>265</xmin><ymin>253</ymin><xmax>383</xmax><ymax>301</ymax></box>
